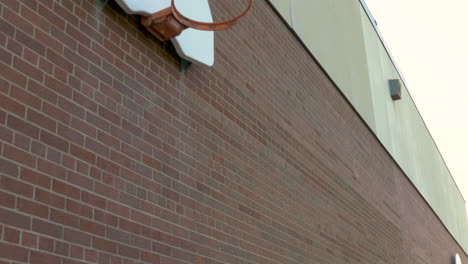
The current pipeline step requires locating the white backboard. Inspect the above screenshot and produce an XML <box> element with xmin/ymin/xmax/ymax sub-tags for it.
<box><xmin>114</xmin><ymin>0</ymin><xmax>215</xmax><ymax>66</ymax></box>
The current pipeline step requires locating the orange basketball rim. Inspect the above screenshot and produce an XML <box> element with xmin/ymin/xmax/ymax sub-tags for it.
<box><xmin>141</xmin><ymin>0</ymin><xmax>253</xmax><ymax>41</ymax></box>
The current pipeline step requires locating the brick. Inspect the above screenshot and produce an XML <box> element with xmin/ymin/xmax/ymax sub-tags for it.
<box><xmin>39</xmin><ymin>5</ymin><xmax>65</xmax><ymax>31</ymax></box>
<box><xmin>17</xmin><ymin>198</ymin><xmax>48</xmax><ymax>218</ymax></box>
<box><xmin>79</xmin><ymin>20</ymin><xmax>103</xmax><ymax>44</ymax></box>
<box><xmin>3</xmin><ymin>7</ymin><xmax>34</xmax><ymax>35</ymax></box>
<box><xmin>70</xmin><ymin>144</ymin><xmax>96</xmax><ymax>164</ymax></box>
<box><xmin>45</xmin><ymin>75</ymin><xmax>72</xmax><ymax>98</ymax></box>
<box><xmin>141</xmin><ymin>226</ymin><xmax>161</xmax><ymax>241</ymax></box>
<box><xmin>16</xmin><ymin>30</ymin><xmax>46</xmax><ymax>56</ymax></box>
<box><xmin>65</xmin><ymin>23</ymin><xmax>91</xmax><ymax>47</ymax></box>
<box><xmin>21</xmin><ymin>5</ymin><xmax>51</xmax><ymax>32</ymax></box>
<box><xmin>67</xmin><ymin>200</ymin><xmax>93</xmax><ymax>219</ymax></box>
<box><xmin>0</xmin><ymin>190</ymin><xmax>15</xmax><ymax>208</ymax></box>
<box><xmin>89</xmin><ymin>206</ymin><xmax>113</xmax><ymax>223</ymax></box>
<box><xmin>9</xmin><ymin>85</ymin><xmax>42</xmax><ymax>110</ymax></box>
<box><xmin>85</xmin><ymin>137</ymin><xmax>109</xmax><ymax>157</ymax></box>
<box><xmin>4</xmin><ymin>226</ymin><xmax>20</xmax><ymax>243</ymax></box>
<box><xmin>130</xmin><ymin>234</ymin><xmax>152</xmax><ymax>251</ymax></box>
<box><xmin>71</xmin><ymin>117</ymin><xmax>96</xmax><ymax>138</ymax></box>
<box><xmin>23</xmin><ymin>47</ymin><xmax>39</xmax><ymax>65</ymax></box>
<box><xmin>6</xmin><ymin>39</ymin><xmax>24</xmax><ymax>57</ymax></box>
<box><xmin>0</xmin><ymin>207</ymin><xmax>31</xmax><ymax>229</ymax></box>
<box><xmin>141</xmin><ymin>251</ymin><xmax>161</xmax><ymax>264</ymax></box>
<box><xmin>0</xmin><ymin>46</ymin><xmax>12</xmax><ymax>64</ymax></box>
<box><xmin>94</xmin><ymin>181</ymin><xmax>118</xmax><ymax>200</ymax></box>
<box><xmin>85</xmin><ymin>212</ymin><xmax>102</xmax><ymax>229</ymax></box>
<box><xmin>82</xmin><ymin>191</ymin><xmax>106</xmax><ymax>209</ymax></box>
<box><xmin>54</xmin><ymin>4</ymin><xmax>78</xmax><ymax>28</ymax></box>
<box><xmin>27</xmin><ymin>79</ymin><xmax>58</xmax><ymax>104</ymax></box>
<box><xmin>117</xmin><ymin>244</ymin><xmax>139</xmax><ymax>259</ymax></box>
<box><xmin>67</xmin><ymin>46</ymin><xmax>91</xmax><ymax>69</ymax></box>
<box><xmin>70</xmin><ymin>245</ymin><xmax>84</xmax><ymax>259</ymax></box>
<box><xmin>1</xmin><ymin>175</ymin><xmax>33</xmax><ymax>197</ymax></box>
<box><xmin>92</xmin><ymin>237</ymin><xmax>117</xmax><ymax>254</ymax></box>
<box><xmin>52</xmin><ymin>180</ymin><xmax>80</xmax><ymax>199</ymax></box>
<box><xmin>32</xmin><ymin>218</ymin><xmax>63</xmax><ymax>239</ymax></box>
<box><xmin>118</xmin><ymin>218</ymin><xmax>141</xmax><ymax>234</ymax></box>
<box><xmin>76</xmin><ymin>162</ymin><xmax>90</xmax><ymax>176</ymax></box>
<box><xmin>38</xmin><ymin>159</ymin><xmax>66</xmax><ymax>179</ymax></box>
<box><xmin>50</xmin><ymin>208</ymin><xmax>80</xmax><ymax>228</ymax></box>
<box><xmin>30</xmin><ymin>142</ymin><xmax>45</xmax><ymax>158</ymax></box>
<box><xmin>152</xmin><ymin>241</ymin><xmax>172</xmax><ymax>256</ymax></box>
<box><xmin>0</xmin><ymin>61</ymin><xmax>27</xmax><ymax>87</ymax></box>
<box><xmin>106</xmin><ymin>226</ymin><xmax>129</xmax><ymax>244</ymax></box>
<box><xmin>8</xmin><ymin>38</ymin><xmax>24</xmax><ymax>56</ymax></box>
<box><xmin>73</xmin><ymin>91</ymin><xmax>98</xmax><ymax>112</ymax></box>
<box><xmin>0</xmin><ymin>242</ymin><xmax>29</xmax><ymax>262</ymax></box>
<box><xmin>85</xmin><ymin>249</ymin><xmax>97</xmax><ymax>262</ymax></box>
<box><xmin>54</xmin><ymin>240</ymin><xmax>70</xmax><ymax>256</ymax></box>
<box><xmin>64</xmin><ymin>228</ymin><xmax>91</xmax><ymax>247</ymax></box>
<box><xmin>40</xmin><ymin>130</ymin><xmax>69</xmax><ymax>152</ymax></box>
<box><xmin>0</xmin><ymin>157</ymin><xmax>19</xmax><ymax>176</ymax></box>
<box><xmin>102</xmin><ymin>60</ymin><xmax>123</xmax><ymax>82</ymax></box>
<box><xmin>27</xmin><ymin>108</ymin><xmax>57</xmax><ymax>132</ymax></box>
<box><xmin>53</xmin><ymin>67</ymin><xmax>68</xmax><ymax>83</ymax></box>
<box><xmin>76</xmin><ymin>79</ymin><xmax>89</xmax><ymax>96</ymax></box>
<box><xmin>51</xmin><ymin>26</ymin><xmax>76</xmax><ymax>52</ymax></box>
<box><xmin>142</xmin><ymin>154</ymin><xmax>162</xmax><ymax>170</ymax></box>
<box><xmin>0</xmin><ymin>109</ymin><xmax>6</xmax><ymax>124</ymax></box>
<box><xmin>35</xmin><ymin>188</ymin><xmax>65</xmax><ymax>208</ymax></box>
<box><xmin>0</xmin><ymin>93</ymin><xmax>25</xmax><ymax>117</ymax></box>
<box><xmin>22</xmin><ymin>232</ymin><xmax>38</xmax><ymax>248</ymax></box>
<box><xmin>109</xmin><ymin>151</ymin><xmax>131</xmax><ymax>169</ymax></box>
<box><xmin>19</xmin><ymin>0</ymin><xmax>38</xmax><ymax>11</ymax></box>
<box><xmin>98</xmin><ymin>106</ymin><xmax>121</xmax><ymax>126</ymax></box>
<box><xmin>58</xmin><ymin>124</ymin><xmax>83</xmax><ymax>145</ymax></box>
<box><xmin>38</xmin><ymin>237</ymin><xmax>54</xmax><ymax>252</ymax></box>
<box><xmin>44</xmin><ymin>103</ymin><xmax>71</xmax><ymax>125</ymax></box>
<box><xmin>46</xmin><ymin>48</ymin><xmax>74</xmax><ymax>73</ymax></box>
<box><xmin>35</xmin><ymin>30</ymin><xmax>63</xmax><ymax>54</ymax></box>
<box><xmin>0</xmin><ymin>126</ymin><xmax>13</xmax><ymax>145</ymax></box>
<box><xmin>13</xmin><ymin>133</ymin><xmax>31</xmax><ymax>151</ymax></box>
<box><xmin>13</xmin><ymin>56</ymin><xmax>44</xmax><ymax>82</ymax></box>
<box><xmin>63</xmin><ymin>258</ymin><xmax>86</xmax><ymax>264</ymax></box>
<box><xmin>30</xmin><ymin>250</ymin><xmax>61</xmax><ymax>264</ymax></box>
<box><xmin>91</xmin><ymin>42</ymin><xmax>114</xmax><ymax>64</ymax></box>
<box><xmin>3</xmin><ymin>143</ymin><xmax>36</xmax><ymax>167</ymax></box>
<box><xmin>74</xmin><ymin>67</ymin><xmax>99</xmax><ymax>88</ymax></box>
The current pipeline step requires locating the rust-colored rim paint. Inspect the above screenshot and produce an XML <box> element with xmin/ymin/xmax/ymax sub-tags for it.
<box><xmin>141</xmin><ymin>0</ymin><xmax>253</xmax><ymax>42</ymax></box>
<box><xmin>171</xmin><ymin>0</ymin><xmax>253</xmax><ymax>31</ymax></box>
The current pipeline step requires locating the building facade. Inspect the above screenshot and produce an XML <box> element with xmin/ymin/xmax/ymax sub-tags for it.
<box><xmin>0</xmin><ymin>0</ymin><xmax>466</xmax><ymax>263</ymax></box>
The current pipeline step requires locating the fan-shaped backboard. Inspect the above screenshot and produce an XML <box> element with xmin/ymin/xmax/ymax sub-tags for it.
<box><xmin>114</xmin><ymin>0</ymin><xmax>214</xmax><ymax>66</ymax></box>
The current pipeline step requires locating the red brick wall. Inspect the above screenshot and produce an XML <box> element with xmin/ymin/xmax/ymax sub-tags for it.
<box><xmin>0</xmin><ymin>0</ymin><xmax>466</xmax><ymax>263</ymax></box>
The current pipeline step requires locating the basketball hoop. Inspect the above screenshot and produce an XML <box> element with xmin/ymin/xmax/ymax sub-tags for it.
<box><xmin>141</xmin><ymin>0</ymin><xmax>253</xmax><ymax>41</ymax></box>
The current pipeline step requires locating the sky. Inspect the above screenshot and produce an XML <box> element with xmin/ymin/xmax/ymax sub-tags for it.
<box><xmin>363</xmin><ymin>0</ymin><xmax>468</xmax><ymax>214</ymax></box>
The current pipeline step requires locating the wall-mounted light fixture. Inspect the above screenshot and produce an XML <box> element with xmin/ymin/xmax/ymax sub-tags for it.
<box><xmin>388</xmin><ymin>79</ymin><xmax>402</xmax><ymax>101</ymax></box>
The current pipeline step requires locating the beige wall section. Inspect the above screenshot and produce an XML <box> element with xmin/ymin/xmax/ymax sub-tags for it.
<box><xmin>269</xmin><ymin>0</ymin><xmax>468</xmax><ymax>254</ymax></box>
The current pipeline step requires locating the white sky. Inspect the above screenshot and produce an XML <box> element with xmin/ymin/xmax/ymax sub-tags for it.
<box><xmin>363</xmin><ymin>0</ymin><xmax>468</xmax><ymax>213</ymax></box>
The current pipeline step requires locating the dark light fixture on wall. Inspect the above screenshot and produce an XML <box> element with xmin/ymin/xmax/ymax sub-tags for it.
<box><xmin>389</xmin><ymin>79</ymin><xmax>402</xmax><ymax>101</ymax></box>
